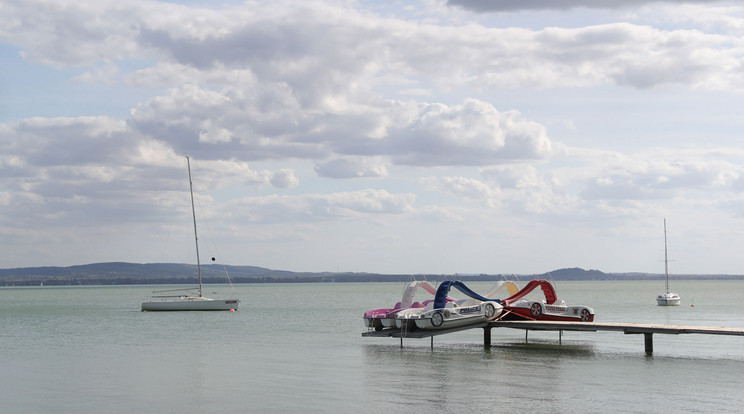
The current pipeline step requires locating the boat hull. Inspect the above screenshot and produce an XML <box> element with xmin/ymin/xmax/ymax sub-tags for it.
<box><xmin>501</xmin><ymin>300</ymin><xmax>595</xmax><ymax>322</ymax></box>
<box><xmin>363</xmin><ymin>315</ymin><xmax>400</xmax><ymax>330</ymax></box>
<box><xmin>412</xmin><ymin>312</ymin><xmax>489</xmax><ymax>330</ymax></box>
<box><xmin>141</xmin><ymin>297</ymin><xmax>239</xmax><ymax>311</ymax></box>
<box><xmin>397</xmin><ymin>301</ymin><xmax>502</xmax><ymax>330</ymax></box>
<box><xmin>656</xmin><ymin>292</ymin><xmax>682</xmax><ymax>306</ymax></box>
<box><xmin>656</xmin><ymin>295</ymin><xmax>681</xmax><ymax>306</ymax></box>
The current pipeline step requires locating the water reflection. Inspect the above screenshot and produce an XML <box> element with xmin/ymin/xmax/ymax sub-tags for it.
<box><xmin>361</xmin><ymin>339</ymin><xmax>602</xmax><ymax>411</ymax></box>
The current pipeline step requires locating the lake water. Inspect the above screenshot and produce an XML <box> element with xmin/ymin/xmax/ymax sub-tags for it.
<box><xmin>1</xmin><ymin>280</ymin><xmax>743</xmax><ymax>413</ymax></box>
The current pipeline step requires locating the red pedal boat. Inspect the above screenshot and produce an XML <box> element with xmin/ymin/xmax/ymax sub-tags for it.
<box><xmin>500</xmin><ymin>279</ymin><xmax>594</xmax><ymax>322</ymax></box>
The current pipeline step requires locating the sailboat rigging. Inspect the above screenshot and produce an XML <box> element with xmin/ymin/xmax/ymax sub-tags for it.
<box><xmin>141</xmin><ymin>156</ymin><xmax>240</xmax><ymax>311</ymax></box>
<box><xmin>656</xmin><ymin>219</ymin><xmax>681</xmax><ymax>306</ymax></box>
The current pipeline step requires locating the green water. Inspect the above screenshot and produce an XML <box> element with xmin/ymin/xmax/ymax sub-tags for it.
<box><xmin>1</xmin><ymin>281</ymin><xmax>743</xmax><ymax>413</ymax></box>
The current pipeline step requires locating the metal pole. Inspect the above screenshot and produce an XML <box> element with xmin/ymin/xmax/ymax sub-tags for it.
<box><xmin>186</xmin><ymin>156</ymin><xmax>202</xmax><ymax>298</ymax></box>
<box><xmin>664</xmin><ymin>219</ymin><xmax>669</xmax><ymax>292</ymax></box>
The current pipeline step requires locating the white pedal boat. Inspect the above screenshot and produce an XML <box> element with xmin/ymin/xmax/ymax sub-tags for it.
<box><xmin>395</xmin><ymin>280</ymin><xmax>505</xmax><ymax>330</ymax></box>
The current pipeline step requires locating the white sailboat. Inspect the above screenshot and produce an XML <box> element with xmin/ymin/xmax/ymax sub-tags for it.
<box><xmin>142</xmin><ymin>157</ymin><xmax>240</xmax><ymax>311</ymax></box>
<box><xmin>656</xmin><ymin>219</ymin><xmax>681</xmax><ymax>306</ymax></box>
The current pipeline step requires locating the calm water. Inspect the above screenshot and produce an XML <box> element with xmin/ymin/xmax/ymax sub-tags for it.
<box><xmin>1</xmin><ymin>280</ymin><xmax>743</xmax><ymax>413</ymax></box>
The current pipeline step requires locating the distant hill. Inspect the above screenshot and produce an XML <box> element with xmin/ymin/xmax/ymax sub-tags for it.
<box><xmin>0</xmin><ymin>263</ymin><xmax>741</xmax><ymax>286</ymax></box>
<box><xmin>545</xmin><ymin>267</ymin><xmax>610</xmax><ymax>280</ymax></box>
<box><xmin>0</xmin><ymin>262</ymin><xmax>299</xmax><ymax>286</ymax></box>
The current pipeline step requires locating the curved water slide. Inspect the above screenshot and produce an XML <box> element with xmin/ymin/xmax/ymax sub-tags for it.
<box><xmin>433</xmin><ymin>280</ymin><xmax>500</xmax><ymax>310</ymax></box>
<box><xmin>399</xmin><ymin>280</ymin><xmax>440</xmax><ymax>308</ymax></box>
<box><xmin>502</xmin><ymin>279</ymin><xmax>557</xmax><ymax>307</ymax></box>
<box><xmin>484</xmin><ymin>281</ymin><xmax>520</xmax><ymax>299</ymax></box>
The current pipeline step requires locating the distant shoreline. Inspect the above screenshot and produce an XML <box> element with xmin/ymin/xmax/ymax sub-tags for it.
<box><xmin>1</xmin><ymin>262</ymin><xmax>742</xmax><ymax>286</ymax></box>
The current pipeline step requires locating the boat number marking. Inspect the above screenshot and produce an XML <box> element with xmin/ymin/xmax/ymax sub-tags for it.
<box><xmin>459</xmin><ymin>305</ymin><xmax>481</xmax><ymax>314</ymax></box>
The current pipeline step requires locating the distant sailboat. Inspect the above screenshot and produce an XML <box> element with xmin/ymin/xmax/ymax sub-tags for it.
<box><xmin>657</xmin><ymin>219</ymin><xmax>681</xmax><ymax>306</ymax></box>
<box><xmin>141</xmin><ymin>156</ymin><xmax>240</xmax><ymax>311</ymax></box>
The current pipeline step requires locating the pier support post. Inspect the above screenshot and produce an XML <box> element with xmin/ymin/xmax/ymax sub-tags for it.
<box><xmin>484</xmin><ymin>327</ymin><xmax>491</xmax><ymax>349</ymax></box>
<box><xmin>644</xmin><ymin>333</ymin><xmax>653</xmax><ymax>355</ymax></box>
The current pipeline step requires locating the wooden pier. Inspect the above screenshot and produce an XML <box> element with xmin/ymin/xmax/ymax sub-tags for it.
<box><xmin>362</xmin><ymin>320</ymin><xmax>744</xmax><ymax>355</ymax></box>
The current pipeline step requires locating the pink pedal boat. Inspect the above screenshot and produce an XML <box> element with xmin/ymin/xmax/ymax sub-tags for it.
<box><xmin>364</xmin><ymin>280</ymin><xmax>447</xmax><ymax>331</ymax></box>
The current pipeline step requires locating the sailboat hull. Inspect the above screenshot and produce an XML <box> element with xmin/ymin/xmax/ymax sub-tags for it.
<box><xmin>656</xmin><ymin>293</ymin><xmax>680</xmax><ymax>306</ymax></box>
<box><xmin>142</xmin><ymin>297</ymin><xmax>239</xmax><ymax>311</ymax></box>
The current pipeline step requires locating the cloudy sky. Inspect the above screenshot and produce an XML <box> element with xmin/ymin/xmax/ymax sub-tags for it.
<box><xmin>2</xmin><ymin>0</ymin><xmax>744</xmax><ymax>275</ymax></box>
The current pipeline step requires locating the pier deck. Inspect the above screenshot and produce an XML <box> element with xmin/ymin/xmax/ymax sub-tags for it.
<box><xmin>362</xmin><ymin>320</ymin><xmax>744</xmax><ymax>355</ymax></box>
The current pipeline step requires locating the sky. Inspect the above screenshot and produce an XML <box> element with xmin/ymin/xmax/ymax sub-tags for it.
<box><xmin>2</xmin><ymin>0</ymin><xmax>744</xmax><ymax>275</ymax></box>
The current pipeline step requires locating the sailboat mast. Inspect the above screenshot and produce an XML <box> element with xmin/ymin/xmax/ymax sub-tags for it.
<box><xmin>186</xmin><ymin>156</ymin><xmax>203</xmax><ymax>298</ymax></box>
<box><xmin>663</xmin><ymin>218</ymin><xmax>669</xmax><ymax>292</ymax></box>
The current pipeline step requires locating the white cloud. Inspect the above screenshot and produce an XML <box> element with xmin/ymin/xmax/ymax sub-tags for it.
<box><xmin>580</xmin><ymin>152</ymin><xmax>744</xmax><ymax>200</ymax></box>
<box><xmin>5</xmin><ymin>1</ymin><xmax>744</xmax><ymax>93</ymax></box>
<box><xmin>3</xmin><ymin>0</ymin><xmax>744</xmax><ymax>273</ymax></box>
<box><xmin>0</xmin><ymin>0</ymin><xmax>146</xmax><ymax>66</ymax></box>
<box><xmin>419</xmin><ymin>175</ymin><xmax>494</xmax><ymax>201</ymax></box>
<box><xmin>314</xmin><ymin>157</ymin><xmax>389</xmax><ymax>179</ymax></box>
<box><xmin>447</xmin><ymin>0</ymin><xmax>728</xmax><ymax>12</ymax></box>
<box><xmin>0</xmin><ymin>114</ymin><xmax>300</xmax><ymax>244</ymax></box>
<box><xmin>126</xmin><ymin>81</ymin><xmax>556</xmax><ymax>166</ymax></box>
<box><xmin>481</xmin><ymin>164</ymin><xmax>542</xmax><ymax>190</ymax></box>
<box><xmin>72</xmin><ymin>60</ymin><xmax>120</xmax><ymax>84</ymax></box>
<box><xmin>270</xmin><ymin>169</ymin><xmax>300</xmax><ymax>189</ymax></box>
<box><xmin>661</xmin><ymin>4</ymin><xmax>744</xmax><ymax>34</ymax></box>
<box><xmin>417</xmin><ymin>205</ymin><xmax>464</xmax><ymax>222</ymax></box>
<box><xmin>386</xmin><ymin>100</ymin><xmax>553</xmax><ymax>166</ymax></box>
<box><xmin>226</xmin><ymin>189</ymin><xmax>417</xmax><ymax>224</ymax></box>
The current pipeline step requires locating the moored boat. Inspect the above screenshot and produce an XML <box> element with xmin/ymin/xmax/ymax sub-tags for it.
<box><xmin>657</xmin><ymin>219</ymin><xmax>681</xmax><ymax>306</ymax></box>
<box><xmin>141</xmin><ymin>156</ymin><xmax>239</xmax><ymax>312</ymax></box>
<box><xmin>656</xmin><ymin>291</ymin><xmax>681</xmax><ymax>306</ymax></box>
<box><xmin>142</xmin><ymin>292</ymin><xmax>239</xmax><ymax>311</ymax></box>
